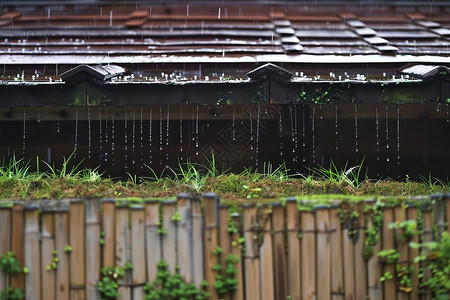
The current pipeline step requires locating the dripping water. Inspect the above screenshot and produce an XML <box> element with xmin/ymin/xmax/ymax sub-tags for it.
<box><xmin>159</xmin><ymin>107</ymin><xmax>163</xmax><ymax>166</ymax></box>
<box><xmin>132</xmin><ymin>109</ymin><xmax>136</xmax><ymax>165</ymax></box>
<box><xmin>124</xmin><ymin>109</ymin><xmax>128</xmax><ymax>169</ymax></box>
<box><xmin>354</xmin><ymin>104</ymin><xmax>359</xmax><ymax>154</ymax></box>
<box><xmin>312</xmin><ymin>106</ymin><xmax>316</xmax><ymax>164</ymax></box>
<box><xmin>99</xmin><ymin>108</ymin><xmax>103</xmax><ymax>162</ymax></box>
<box><xmin>385</xmin><ymin>106</ymin><xmax>390</xmax><ymax>169</ymax></box>
<box><xmin>140</xmin><ymin>109</ymin><xmax>143</xmax><ymax>168</ymax></box>
<box><xmin>256</xmin><ymin>106</ymin><xmax>260</xmax><ymax>169</ymax></box>
<box><xmin>149</xmin><ymin>109</ymin><xmax>153</xmax><ymax>165</ymax></box>
<box><xmin>57</xmin><ymin>107</ymin><xmax>60</xmax><ymax>133</ymax></box>
<box><xmin>232</xmin><ymin>109</ymin><xmax>236</xmax><ymax>141</ymax></box>
<box><xmin>302</xmin><ymin>107</ymin><xmax>306</xmax><ymax>162</ymax></box>
<box><xmin>166</xmin><ymin>106</ymin><xmax>170</xmax><ymax>163</ymax></box>
<box><xmin>335</xmin><ymin>105</ymin><xmax>339</xmax><ymax>150</ymax></box>
<box><xmin>179</xmin><ymin>106</ymin><xmax>183</xmax><ymax>154</ymax></box>
<box><xmin>249</xmin><ymin>111</ymin><xmax>253</xmax><ymax>155</ymax></box>
<box><xmin>111</xmin><ymin>110</ymin><xmax>115</xmax><ymax>166</ymax></box>
<box><xmin>22</xmin><ymin>111</ymin><xmax>26</xmax><ymax>155</ymax></box>
<box><xmin>38</xmin><ymin>112</ymin><xmax>40</xmax><ymax>123</ymax></box>
<box><xmin>375</xmin><ymin>107</ymin><xmax>380</xmax><ymax>177</ymax></box>
<box><xmin>74</xmin><ymin>109</ymin><xmax>78</xmax><ymax>157</ymax></box>
<box><xmin>279</xmin><ymin>106</ymin><xmax>283</xmax><ymax>157</ymax></box>
<box><xmin>446</xmin><ymin>104</ymin><xmax>449</xmax><ymax>123</ymax></box>
<box><xmin>104</xmin><ymin>108</ymin><xmax>108</xmax><ymax>162</ymax></box>
<box><xmin>289</xmin><ymin>106</ymin><xmax>295</xmax><ymax>162</ymax></box>
<box><xmin>294</xmin><ymin>106</ymin><xmax>299</xmax><ymax>163</ymax></box>
<box><xmin>88</xmin><ymin>108</ymin><xmax>91</xmax><ymax>159</ymax></box>
<box><xmin>397</xmin><ymin>107</ymin><xmax>400</xmax><ymax>169</ymax></box>
<box><xmin>195</xmin><ymin>106</ymin><xmax>199</xmax><ymax>155</ymax></box>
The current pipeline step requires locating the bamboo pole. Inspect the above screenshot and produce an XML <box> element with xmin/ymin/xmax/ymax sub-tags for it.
<box><xmin>192</xmin><ymin>198</ymin><xmax>204</xmax><ymax>287</ymax></box>
<box><xmin>286</xmin><ymin>198</ymin><xmax>301</xmax><ymax>300</ymax></box>
<box><xmin>341</xmin><ymin>203</ymin><xmax>355</xmax><ymax>300</ymax></box>
<box><xmin>446</xmin><ymin>194</ymin><xmax>450</xmax><ymax>233</ymax></box>
<box><xmin>40</xmin><ymin>210</ymin><xmax>55</xmax><ymax>300</ymax></box>
<box><xmin>11</xmin><ymin>202</ymin><xmax>24</xmax><ymax>291</ymax></box>
<box><xmin>301</xmin><ymin>209</ymin><xmax>316</xmax><ymax>300</ymax></box>
<box><xmin>259</xmin><ymin>205</ymin><xmax>274</xmax><ymax>300</ymax></box>
<box><xmin>161</xmin><ymin>200</ymin><xmax>177</xmax><ymax>274</ymax></box>
<box><xmin>54</xmin><ymin>206</ymin><xmax>70</xmax><ymax>300</ymax></box>
<box><xmin>218</xmin><ymin>204</ymin><xmax>231</xmax><ymax>268</ymax></box>
<box><xmin>131</xmin><ymin>205</ymin><xmax>146</xmax><ymax>299</ymax></box>
<box><xmin>69</xmin><ymin>199</ymin><xmax>86</xmax><ymax>300</ymax></box>
<box><xmin>315</xmin><ymin>205</ymin><xmax>331</xmax><ymax>300</ymax></box>
<box><xmin>0</xmin><ymin>204</ymin><xmax>12</xmax><ymax>291</ymax></box>
<box><xmin>272</xmin><ymin>203</ymin><xmax>288</xmax><ymax>300</ymax></box>
<box><xmin>420</xmin><ymin>205</ymin><xmax>433</xmax><ymax>300</ymax></box>
<box><xmin>85</xmin><ymin>199</ymin><xmax>101</xmax><ymax>300</ymax></box>
<box><xmin>144</xmin><ymin>200</ymin><xmax>161</xmax><ymax>283</ymax></box>
<box><xmin>394</xmin><ymin>205</ymin><xmax>410</xmax><ymax>300</ymax></box>
<box><xmin>329</xmin><ymin>204</ymin><xmax>344</xmax><ymax>300</ymax></box>
<box><xmin>243</xmin><ymin>203</ymin><xmax>261</xmax><ymax>300</ymax></box>
<box><xmin>230</xmin><ymin>212</ymin><xmax>244</xmax><ymax>300</ymax></box>
<box><xmin>431</xmin><ymin>193</ymin><xmax>445</xmax><ymax>239</ymax></box>
<box><xmin>354</xmin><ymin>202</ymin><xmax>367</xmax><ymax>300</ymax></box>
<box><xmin>115</xmin><ymin>203</ymin><xmax>131</xmax><ymax>300</ymax></box>
<box><xmin>177</xmin><ymin>193</ymin><xmax>193</xmax><ymax>283</ymax></box>
<box><xmin>382</xmin><ymin>206</ymin><xmax>396</xmax><ymax>300</ymax></box>
<box><xmin>203</xmin><ymin>192</ymin><xmax>220</xmax><ymax>300</ymax></box>
<box><xmin>24</xmin><ymin>204</ymin><xmax>40</xmax><ymax>300</ymax></box>
<box><xmin>101</xmin><ymin>199</ymin><xmax>116</xmax><ymax>268</ymax></box>
<box><xmin>406</xmin><ymin>205</ymin><xmax>419</xmax><ymax>300</ymax></box>
<box><xmin>365</xmin><ymin>199</ymin><xmax>382</xmax><ymax>300</ymax></box>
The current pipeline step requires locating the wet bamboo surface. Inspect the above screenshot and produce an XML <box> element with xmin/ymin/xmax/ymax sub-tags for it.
<box><xmin>0</xmin><ymin>195</ymin><xmax>447</xmax><ymax>300</ymax></box>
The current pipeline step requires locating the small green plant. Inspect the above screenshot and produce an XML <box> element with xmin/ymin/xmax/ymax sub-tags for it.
<box><xmin>309</xmin><ymin>158</ymin><xmax>366</xmax><ymax>189</ymax></box>
<box><xmin>98</xmin><ymin>263</ymin><xmax>133</xmax><ymax>299</ymax></box>
<box><xmin>363</xmin><ymin>203</ymin><xmax>384</xmax><ymax>260</ymax></box>
<box><xmin>243</xmin><ymin>185</ymin><xmax>261</xmax><ymax>199</ymax></box>
<box><xmin>388</xmin><ymin>219</ymin><xmax>417</xmax><ymax>241</ymax></box>
<box><xmin>377</xmin><ymin>249</ymin><xmax>401</xmax><ymax>264</ymax></box>
<box><xmin>396</xmin><ymin>264</ymin><xmax>414</xmax><ymax>293</ymax></box>
<box><xmin>0</xmin><ymin>287</ymin><xmax>24</xmax><ymax>299</ymax></box>
<box><xmin>64</xmin><ymin>245</ymin><xmax>72</xmax><ymax>253</ymax></box>
<box><xmin>45</xmin><ymin>250</ymin><xmax>59</xmax><ymax>271</ymax></box>
<box><xmin>0</xmin><ymin>252</ymin><xmax>22</xmax><ymax>275</ymax></box>
<box><xmin>171</xmin><ymin>211</ymin><xmax>181</xmax><ymax>222</ymax></box>
<box><xmin>380</xmin><ymin>271</ymin><xmax>393</xmax><ymax>282</ymax></box>
<box><xmin>212</xmin><ymin>246</ymin><xmax>240</xmax><ymax>295</ymax></box>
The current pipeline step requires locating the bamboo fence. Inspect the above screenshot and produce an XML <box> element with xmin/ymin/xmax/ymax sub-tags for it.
<box><xmin>0</xmin><ymin>193</ymin><xmax>448</xmax><ymax>300</ymax></box>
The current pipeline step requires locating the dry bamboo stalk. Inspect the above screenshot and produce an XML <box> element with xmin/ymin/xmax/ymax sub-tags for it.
<box><xmin>431</xmin><ymin>193</ymin><xmax>445</xmax><ymax>239</ymax></box>
<box><xmin>272</xmin><ymin>203</ymin><xmax>287</xmax><ymax>300</ymax></box>
<box><xmin>131</xmin><ymin>205</ymin><xmax>146</xmax><ymax>299</ymax></box>
<box><xmin>420</xmin><ymin>207</ymin><xmax>433</xmax><ymax>300</ymax></box>
<box><xmin>69</xmin><ymin>199</ymin><xmax>86</xmax><ymax>300</ymax></box>
<box><xmin>243</xmin><ymin>203</ymin><xmax>261</xmax><ymax>300</ymax></box>
<box><xmin>329</xmin><ymin>204</ymin><xmax>344</xmax><ymax>300</ymax></box>
<box><xmin>301</xmin><ymin>209</ymin><xmax>316</xmax><ymax>300</ymax></box>
<box><xmin>85</xmin><ymin>199</ymin><xmax>101</xmax><ymax>300</ymax></box>
<box><xmin>24</xmin><ymin>204</ymin><xmax>40</xmax><ymax>300</ymax></box>
<box><xmin>161</xmin><ymin>200</ymin><xmax>177</xmax><ymax>274</ymax></box>
<box><xmin>115</xmin><ymin>203</ymin><xmax>131</xmax><ymax>300</ymax></box>
<box><xmin>341</xmin><ymin>204</ymin><xmax>355</xmax><ymax>300</ymax></box>
<box><xmin>192</xmin><ymin>200</ymin><xmax>204</xmax><ymax>287</ymax></box>
<box><xmin>259</xmin><ymin>205</ymin><xmax>274</xmax><ymax>300</ymax></box>
<box><xmin>0</xmin><ymin>205</ymin><xmax>11</xmax><ymax>291</ymax></box>
<box><xmin>354</xmin><ymin>202</ymin><xmax>367</xmax><ymax>300</ymax></box>
<box><xmin>41</xmin><ymin>211</ymin><xmax>55</xmax><ymax>300</ymax></box>
<box><xmin>365</xmin><ymin>199</ymin><xmax>382</xmax><ymax>300</ymax></box>
<box><xmin>230</xmin><ymin>212</ymin><xmax>244</xmax><ymax>300</ymax></box>
<box><xmin>11</xmin><ymin>202</ymin><xmax>25</xmax><ymax>291</ymax></box>
<box><xmin>315</xmin><ymin>205</ymin><xmax>331</xmax><ymax>300</ymax></box>
<box><xmin>382</xmin><ymin>207</ymin><xmax>396</xmax><ymax>300</ymax></box>
<box><xmin>144</xmin><ymin>200</ymin><xmax>161</xmax><ymax>283</ymax></box>
<box><xmin>394</xmin><ymin>205</ymin><xmax>409</xmax><ymax>300</ymax></box>
<box><xmin>177</xmin><ymin>194</ymin><xmax>193</xmax><ymax>283</ymax></box>
<box><xmin>101</xmin><ymin>199</ymin><xmax>116</xmax><ymax>268</ymax></box>
<box><xmin>54</xmin><ymin>209</ymin><xmax>69</xmax><ymax>300</ymax></box>
<box><xmin>286</xmin><ymin>198</ymin><xmax>301</xmax><ymax>300</ymax></box>
<box><xmin>203</xmin><ymin>192</ymin><xmax>220</xmax><ymax>300</ymax></box>
<box><xmin>406</xmin><ymin>206</ymin><xmax>419</xmax><ymax>300</ymax></box>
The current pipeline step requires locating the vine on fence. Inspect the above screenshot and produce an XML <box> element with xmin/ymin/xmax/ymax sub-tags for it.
<box><xmin>0</xmin><ymin>252</ymin><xmax>25</xmax><ymax>299</ymax></box>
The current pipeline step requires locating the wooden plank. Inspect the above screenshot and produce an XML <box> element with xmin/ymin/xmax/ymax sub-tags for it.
<box><xmin>259</xmin><ymin>205</ymin><xmax>274</xmax><ymax>300</ymax></box>
<box><xmin>115</xmin><ymin>203</ymin><xmax>131</xmax><ymax>300</ymax></box>
<box><xmin>24</xmin><ymin>204</ymin><xmax>40</xmax><ymax>300</ymax></box>
<box><xmin>354</xmin><ymin>202</ymin><xmax>367</xmax><ymax>300</ymax></box>
<box><xmin>85</xmin><ymin>199</ymin><xmax>101</xmax><ymax>300</ymax></box>
<box><xmin>272</xmin><ymin>203</ymin><xmax>287</xmax><ymax>300</ymax></box>
<box><xmin>315</xmin><ymin>205</ymin><xmax>331</xmax><ymax>300</ymax></box>
<box><xmin>101</xmin><ymin>199</ymin><xmax>116</xmax><ymax>268</ymax></box>
<box><xmin>406</xmin><ymin>206</ymin><xmax>419</xmax><ymax>300</ymax></box>
<box><xmin>144</xmin><ymin>200</ymin><xmax>161</xmax><ymax>283</ymax></box>
<box><xmin>286</xmin><ymin>198</ymin><xmax>301</xmax><ymax>300</ymax></box>
<box><xmin>301</xmin><ymin>210</ymin><xmax>316</xmax><ymax>300</ymax></box>
<box><xmin>11</xmin><ymin>202</ymin><xmax>25</xmax><ymax>291</ymax></box>
<box><xmin>243</xmin><ymin>204</ymin><xmax>261</xmax><ymax>300</ymax></box>
<box><xmin>203</xmin><ymin>192</ymin><xmax>220</xmax><ymax>300</ymax></box>
<box><xmin>161</xmin><ymin>200</ymin><xmax>177</xmax><ymax>274</ymax></box>
<box><xmin>69</xmin><ymin>199</ymin><xmax>86</xmax><ymax>300</ymax></box>
<box><xmin>329</xmin><ymin>204</ymin><xmax>344</xmax><ymax>300</ymax></box>
<box><xmin>54</xmin><ymin>210</ymin><xmax>69</xmax><ymax>300</ymax></box>
<box><xmin>177</xmin><ymin>194</ymin><xmax>193</xmax><ymax>283</ymax></box>
<box><xmin>41</xmin><ymin>212</ymin><xmax>55</xmax><ymax>300</ymax></box>
<box><xmin>230</xmin><ymin>212</ymin><xmax>244</xmax><ymax>300</ymax></box>
<box><xmin>0</xmin><ymin>205</ymin><xmax>11</xmax><ymax>291</ymax></box>
<box><xmin>131</xmin><ymin>205</ymin><xmax>146</xmax><ymax>299</ymax></box>
<box><xmin>382</xmin><ymin>207</ymin><xmax>396</xmax><ymax>300</ymax></box>
<box><xmin>341</xmin><ymin>204</ymin><xmax>355</xmax><ymax>300</ymax></box>
<box><xmin>192</xmin><ymin>200</ymin><xmax>204</xmax><ymax>287</ymax></box>
<box><xmin>365</xmin><ymin>200</ymin><xmax>382</xmax><ymax>300</ymax></box>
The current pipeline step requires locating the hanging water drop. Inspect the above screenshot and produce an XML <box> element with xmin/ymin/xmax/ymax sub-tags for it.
<box><xmin>312</xmin><ymin>106</ymin><xmax>316</xmax><ymax>164</ymax></box>
<box><xmin>99</xmin><ymin>108</ymin><xmax>103</xmax><ymax>162</ymax></box>
<box><xmin>195</xmin><ymin>106</ymin><xmax>199</xmax><ymax>155</ymax></box>
<box><xmin>354</xmin><ymin>104</ymin><xmax>359</xmax><ymax>153</ymax></box>
<box><xmin>385</xmin><ymin>106</ymin><xmax>389</xmax><ymax>149</ymax></box>
<box><xmin>132</xmin><ymin>109</ymin><xmax>136</xmax><ymax>165</ymax></box>
<box><xmin>279</xmin><ymin>107</ymin><xmax>283</xmax><ymax>157</ymax></box>
<box><xmin>159</xmin><ymin>107</ymin><xmax>163</xmax><ymax>165</ymax></box>
<box><xmin>57</xmin><ymin>107</ymin><xmax>60</xmax><ymax>133</ymax></box>
<box><xmin>124</xmin><ymin>109</ymin><xmax>128</xmax><ymax>169</ymax></box>
<box><xmin>179</xmin><ymin>106</ymin><xmax>183</xmax><ymax>153</ymax></box>
<box><xmin>22</xmin><ymin>111</ymin><xmax>26</xmax><ymax>155</ymax></box>
<box><xmin>397</xmin><ymin>107</ymin><xmax>400</xmax><ymax>168</ymax></box>
<box><xmin>74</xmin><ymin>109</ymin><xmax>78</xmax><ymax>157</ymax></box>
<box><xmin>232</xmin><ymin>109</ymin><xmax>236</xmax><ymax>141</ymax></box>
<box><xmin>302</xmin><ymin>107</ymin><xmax>306</xmax><ymax>162</ymax></box>
<box><xmin>249</xmin><ymin>111</ymin><xmax>253</xmax><ymax>152</ymax></box>
<box><xmin>256</xmin><ymin>106</ymin><xmax>260</xmax><ymax>169</ymax></box>
<box><xmin>166</xmin><ymin>106</ymin><xmax>170</xmax><ymax>163</ymax></box>
<box><xmin>140</xmin><ymin>109</ymin><xmax>143</xmax><ymax>168</ymax></box>
<box><xmin>88</xmin><ymin>108</ymin><xmax>91</xmax><ymax>158</ymax></box>
<box><xmin>335</xmin><ymin>105</ymin><xmax>338</xmax><ymax>150</ymax></box>
<box><xmin>111</xmin><ymin>110</ymin><xmax>115</xmax><ymax>166</ymax></box>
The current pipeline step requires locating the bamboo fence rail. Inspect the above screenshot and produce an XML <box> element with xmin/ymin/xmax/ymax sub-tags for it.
<box><xmin>0</xmin><ymin>193</ymin><xmax>449</xmax><ymax>300</ymax></box>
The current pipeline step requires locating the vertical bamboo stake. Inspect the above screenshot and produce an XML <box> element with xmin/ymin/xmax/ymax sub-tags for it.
<box><xmin>24</xmin><ymin>204</ymin><xmax>40</xmax><ymax>300</ymax></box>
<box><xmin>329</xmin><ymin>204</ymin><xmax>344</xmax><ymax>300</ymax></box>
<box><xmin>0</xmin><ymin>204</ymin><xmax>12</xmax><ymax>291</ymax></box>
<box><xmin>406</xmin><ymin>205</ymin><xmax>419</xmax><ymax>300</ymax></box>
<box><xmin>365</xmin><ymin>199</ymin><xmax>382</xmax><ymax>300</ymax></box>
<box><xmin>177</xmin><ymin>194</ymin><xmax>193</xmax><ymax>283</ymax></box>
<box><xmin>101</xmin><ymin>199</ymin><xmax>116</xmax><ymax>268</ymax></box>
<box><xmin>41</xmin><ymin>208</ymin><xmax>55</xmax><ymax>300</ymax></box>
<box><xmin>85</xmin><ymin>199</ymin><xmax>101</xmax><ymax>300</ymax></box>
<box><xmin>382</xmin><ymin>206</ymin><xmax>396</xmax><ymax>300</ymax></box>
<box><xmin>11</xmin><ymin>201</ymin><xmax>25</xmax><ymax>291</ymax></box>
<box><xmin>341</xmin><ymin>203</ymin><xmax>355</xmax><ymax>300</ymax></box>
<box><xmin>286</xmin><ymin>198</ymin><xmax>301</xmax><ymax>300</ymax></box>
<box><xmin>301</xmin><ymin>209</ymin><xmax>316</xmax><ymax>300</ymax></box>
<box><xmin>315</xmin><ymin>205</ymin><xmax>331</xmax><ymax>300</ymax></box>
<box><xmin>420</xmin><ymin>205</ymin><xmax>433</xmax><ymax>300</ymax></box>
<box><xmin>54</xmin><ymin>204</ymin><xmax>70</xmax><ymax>300</ymax></box>
<box><xmin>243</xmin><ymin>203</ymin><xmax>261</xmax><ymax>300</ymax></box>
<box><xmin>115</xmin><ymin>203</ymin><xmax>131</xmax><ymax>300</ymax></box>
<box><xmin>161</xmin><ymin>200</ymin><xmax>177</xmax><ymax>274</ymax></box>
<box><xmin>203</xmin><ymin>192</ymin><xmax>220</xmax><ymax>300</ymax></box>
<box><xmin>394</xmin><ymin>205</ymin><xmax>409</xmax><ymax>300</ymax></box>
<box><xmin>69</xmin><ymin>199</ymin><xmax>86</xmax><ymax>300</ymax></box>
<box><xmin>192</xmin><ymin>199</ymin><xmax>204</xmax><ymax>287</ymax></box>
<box><xmin>272</xmin><ymin>203</ymin><xmax>287</xmax><ymax>300</ymax></box>
<box><xmin>259</xmin><ymin>205</ymin><xmax>274</xmax><ymax>300</ymax></box>
<box><xmin>218</xmin><ymin>204</ymin><xmax>231</xmax><ymax>266</ymax></box>
<box><xmin>354</xmin><ymin>202</ymin><xmax>367</xmax><ymax>300</ymax></box>
<box><xmin>446</xmin><ymin>194</ymin><xmax>450</xmax><ymax>233</ymax></box>
<box><xmin>144</xmin><ymin>200</ymin><xmax>161</xmax><ymax>283</ymax></box>
<box><xmin>230</xmin><ymin>212</ymin><xmax>244</xmax><ymax>300</ymax></box>
<box><xmin>131</xmin><ymin>205</ymin><xmax>146</xmax><ymax>299</ymax></box>
<box><xmin>431</xmin><ymin>193</ymin><xmax>445</xmax><ymax>239</ymax></box>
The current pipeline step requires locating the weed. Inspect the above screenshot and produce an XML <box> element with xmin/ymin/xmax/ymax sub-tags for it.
<box><xmin>377</xmin><ymin>249</ymin><xmax>401</xmax><ymax>264</ymax></box>
<box><xmin>98</xmin><ymin>264</ymin><xmax>133</xmax><ymax>299</ymax></box>
<box><xmin>0</xmin><ymin>156</ymin><xmax>30</xmax><ymax>181</ymax></box>
<box><xmin>309</xmin><ymin>158</ymin><xmax>366</xmax><ymax>189</ymax></box>
<box><xmin>0</xmin><ymin>287</ymin><xmax>24</xmax><ymax>299</ymax></box>
<box><xmin>0</xmin><ymin>252</ymin><xmax>22</xmax><ymax>275</ymax></box>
